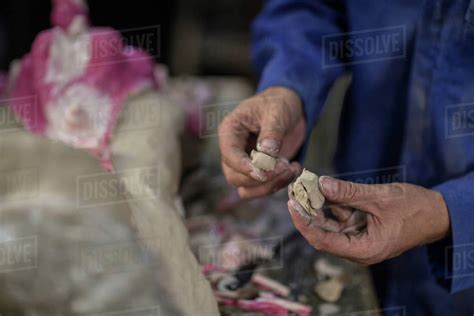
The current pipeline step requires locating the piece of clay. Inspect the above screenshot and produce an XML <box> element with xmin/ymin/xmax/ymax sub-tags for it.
<box><xmin>341</xmin><ymin>210</ymin><xmax>368</xmax><ymax>234</ymax></box>
<box><xmin>250</xmin><ymin>149</ymin><xmax>276</xmax><ymax>171</ymax></box>
<box><xmin>292</xmin><ymin>169</ymin><xmax>325</xmax><ymax>216</ymax></box>
<box><xmin>313</xmin><ymin>259</ymin><xmax>343</xmax><ymax>278</ymax></box>
<box><xmin>314</xmin><ymin>278</ymin><xmax>344</xmax><ymax>303</ymax></box>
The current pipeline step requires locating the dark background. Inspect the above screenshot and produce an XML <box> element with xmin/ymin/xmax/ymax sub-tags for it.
<box><xmin>0</xmin><ymin>0</ymin><xmax>262</xmax><ymax>78</ymax></box>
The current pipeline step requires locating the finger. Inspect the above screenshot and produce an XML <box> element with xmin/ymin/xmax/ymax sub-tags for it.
<box><xmin>256</xmin><ymin>100</ymin><xmax>290</xmax><ymax>157</ymax></box>
<box><xmin>262</xmin><ymin>157</ymin><xmax>293</xmax><ymax>179</ymax></box>
<box><xmin>287</xmin><ymin>200</ymin><xmax>364</xmax><ymax>258</ymax></box>
<box><xmin>288</xmin><ymin>199</ymin><xmax>342</xmax><ymax>233</ymax></box>
<box><xmin>327</xmin><ymin>206</ymin><xmax>368</xmax><ymax>235</ymax></box>
<box><xmin>329</xmin><ymin>205</ymin><xmax>354</xmax><ymax>222</ymax></box>
<box><xmin>340</xmin><ymin>210</ymin><xmax>368</xmax><ymax>235</ymax></box>
<box><xmin>223</xmin><ymin>158</ymin><xmax>297</xmax><ymax>188</ymax></box>
<box><xmin>218</xmin><ymin>115</ymin><xmax>266</xmax><ymax>182</ymax></box>
<box><xmin>346</xmin><ymin>210</ymin><xmax>368</xmax><ymax>228</ymax></box>
<box><xmin>221</xmin><ymin>162</ymin><xmax>262</xmax><ymax>187</ymax></box>
<box><xmin>237</xmin><ymin>166</ymin><xmax>298</xmax><ymax>199</ymax></box>
<box><xmin>319</xmin><ymin>176</ymin><xmax>386</xmax><ymax>209</ymax></box>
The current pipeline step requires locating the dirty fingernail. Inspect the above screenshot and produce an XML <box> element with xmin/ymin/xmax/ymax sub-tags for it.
<box><xmin>257</xmin><ymin>139</ymin><xmax>279</xmax><ymax>154</ymax></box>
<box><xmin>289</xmin><ymin>199</ymin><xmax>310</xmax><ymax>221</ymax></box>
<box><xmin>250</xmin><ymin>166</ymin><xmax>267</xmax><ymax>182</ymax></box>
<box><xmin>288</xmin><ymin>198</ymin><xmax>299</xmax><ymax>211</ymax></box>
<box><xmin>250</xmin><ymin>171</ymin><xmax>266</xmax><ymax>182</ymax></box>
<box><xmin>319</xmin><ymin>176</ymin><xmax>338</xmax><ymax>196</ymax></box>
<box><xmin>245</xmin><ymin>158</ymin><xmax>266</xmax><ymax>182</ymax></box>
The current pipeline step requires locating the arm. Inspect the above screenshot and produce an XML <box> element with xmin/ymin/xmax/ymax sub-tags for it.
<box><xmin>218</xmin><ymin>0</ymin><xmax>349</xmax><ymax>199</ymax></box>
<box><xmin>251</xmin><ymin>0</ymin><xmax>348</xmax><ymax>159</ymax></box>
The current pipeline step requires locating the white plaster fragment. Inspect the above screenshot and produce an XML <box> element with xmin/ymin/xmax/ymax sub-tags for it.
<box><xmin>292</xmin><ymin>169</ymin><xmax>325</xmax><ymax>216</ymax></box>
<box><xmin>313</xmin><ymin>258</ymin><xmax>343</xmax><ymax>278</ymax></box>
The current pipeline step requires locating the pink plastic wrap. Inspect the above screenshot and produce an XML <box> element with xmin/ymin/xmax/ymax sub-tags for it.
<box><xmin>8</xmin><ymin>0</ymin><xmax>157</xmax><ymax>170</ymax></box>
<box><xmin>51</xmin><ymin>0</ymin><xmax>89</xmax><ymax>30</ymax></box>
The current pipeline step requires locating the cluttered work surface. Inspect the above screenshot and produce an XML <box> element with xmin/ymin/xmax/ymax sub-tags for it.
<box><xmin>0</xmin><ymin>1</ymin><xmax>377</xmax><ymax>312</ymax></box>
<box><xmin>0</xmin><ymin>75</ymin><xmax>378</xmax><ymax>316</ymax></box>
<box><xmin>180</xmin><ymin>77</ymin><xmax>380</xmax><ymax>316</ymax></box>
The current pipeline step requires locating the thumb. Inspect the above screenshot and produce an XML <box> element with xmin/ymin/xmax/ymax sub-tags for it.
<box><xmin>256</xmin><ymin>111</ymin><xmax>288</xmax><ymax>157</ymax></box>
<box><xmin>319</xmin><ymin>176</ymin><xmax>377</xmax><ymax>207</ymax></box>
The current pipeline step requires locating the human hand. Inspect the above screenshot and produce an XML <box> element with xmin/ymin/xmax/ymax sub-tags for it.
<box><xmin>218</xmin><ymin>86</ymin><xmax>306</xmax><ymax>199</ymax></box>
<box><xmin>287</xmin><ymin>176</ymin><xmax>450</xmax><ymax>265</ymax></box>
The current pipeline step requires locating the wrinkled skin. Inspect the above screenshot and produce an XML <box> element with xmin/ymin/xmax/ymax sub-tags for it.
<box><xmin>287</xmin><ymin>176</ymin><xmax>451</xmax><ymax>265</ymax></box>
<box><xmin>218</xmin><ymin>87</ymin><xmax>306</xmax><ymax>199</ymax></box>
<box><xmin>219</xmin><ymin>86</ymin><xmax>451</xmax><ymax>265</ymax></box>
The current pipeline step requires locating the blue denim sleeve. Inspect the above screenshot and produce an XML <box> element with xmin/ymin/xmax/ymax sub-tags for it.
<box><xmin>427</xmin><ymin>172</ymin><xmax>474</xmax><ymax>293</ymax></box>
<box><xmin>251</xmin><ymin>0</ymin><xmax>348</xmax><ymax>161</ymax></box>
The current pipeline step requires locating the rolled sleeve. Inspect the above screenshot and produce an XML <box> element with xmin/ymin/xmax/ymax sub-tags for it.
<box><xmin>251</xmin><ymin>0</ymin><xmax>348</xmax><ymax>161</ymax></box>
<box><xmin>428</xmin><ymin>171</ymin><xmax>474</xmax><ymax>293</ymax></box>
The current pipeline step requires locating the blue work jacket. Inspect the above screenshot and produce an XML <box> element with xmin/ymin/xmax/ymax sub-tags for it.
<box><xmin>252</xmin><ymin>0</ymin><xmax>474</xmax><ymax>314</ymax></box>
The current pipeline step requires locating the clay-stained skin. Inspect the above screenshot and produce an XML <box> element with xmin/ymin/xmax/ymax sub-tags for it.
<box><xmin>292</xmin><ymin>169</ymin><xmax>325</xmax><ymax>216</ymax></box>
<box><xmin>250</xmin><ymin>149</ymin><xmax>276</xmax><ymax>171</ymax></box>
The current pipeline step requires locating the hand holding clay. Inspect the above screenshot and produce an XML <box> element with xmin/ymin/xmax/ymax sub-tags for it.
<box><xmin>287</xmin><ymin>176</ymin><xmax>451</xmax><ymax>265</ymax></box>
<box><xmin>218</xmin><ymin>87</ymin><xmax>306</xmax><ymax>199</ymax></box>
<box><xmin>250</xmin><ymin>149</ymin><xmax>277</xmax><ymax>171</ymax></box>
<box><xmin>291</xmin><ymin>169</ymin><xmax>325</xmax><ymax>216</ymax></box>
<box><xmin>289</xmin><ymin>169</ymin><xmax>366</xmax><ymax>233</ymax></box>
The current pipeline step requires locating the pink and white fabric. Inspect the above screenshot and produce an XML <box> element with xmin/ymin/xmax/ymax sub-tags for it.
<box><xmin>8</xmin><ymin>0</ymin><xmax>158</xmax><ymax>170</ymax></box>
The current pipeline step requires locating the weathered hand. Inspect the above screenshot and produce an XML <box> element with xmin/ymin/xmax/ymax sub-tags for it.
<box><xmin>218</xmin><ymin>87</ymin><xmax>306</xmax><ymax>199</ymax></box>
<box><xmin>287</xmin><ymin>176</ymin><xmax>451</xmax><ymax>265</ymax></box>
